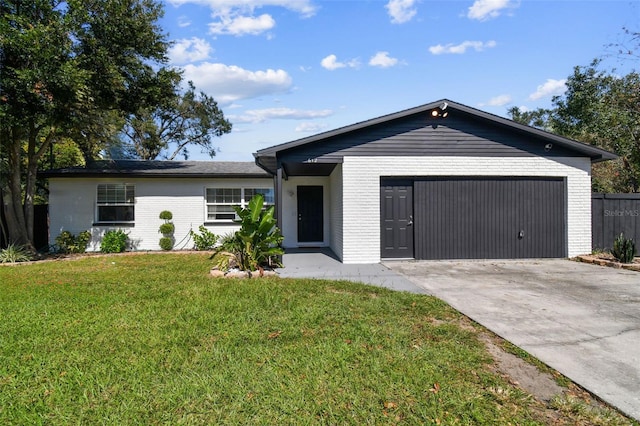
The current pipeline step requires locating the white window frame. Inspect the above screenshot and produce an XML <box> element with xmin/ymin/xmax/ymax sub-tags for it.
<box><xmin>205</xmin><ymin>187</ymin><xmax>274</xmax><ymax>223</ymax></box>
<box><xmin>95</xmin><ymin>183</ymin><xmax>135</xmax><ymax>225</ymax></box>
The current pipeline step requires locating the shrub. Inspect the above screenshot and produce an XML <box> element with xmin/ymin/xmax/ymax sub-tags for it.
<box><xmin>158</xmin><ymin>223</ymin><xmax>175</xmax><ymax>235</ymax></box>
<box><xmin>101</xmin><ymin>230</ymin><xmax>128</xmax><ymax>253</ymax></box>
<box><xmin>0</xmin><ymin>244</ymin><xmax>33</xmax><ymax>263</ymax></box>
<box><xmin>55</xmin><ymin>230</ymin><xmax>91</xmax><ymax>254</ymax></box>
<box><xmin>215</xmin><ymin>194</ymin><xmax>284</xmax><ymax>271</ymax></box>
<box><xmin>158</xmin><ymin>210</ymin><xmax>175</xmax><ymax>250</ymax></box>
<box><xmin>159</xmin><ymin>237</ymin><xmax>174</xmax><ymax>251</ymax></box>
<box><xmin>190</xmin><ymin>225</ymin><xmax>219</xmax><ymax>251</ymax></box>
<box><xmin>611</xmin><ymin>233</ymin><xmax>636</xmax><ymax>263</ymax></box>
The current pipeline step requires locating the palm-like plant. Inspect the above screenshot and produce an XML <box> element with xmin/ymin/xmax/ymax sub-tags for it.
<box><xmin>222</xmin><ymin>194</ymin><xmax>284</xmax><ymax>271</ymax></box>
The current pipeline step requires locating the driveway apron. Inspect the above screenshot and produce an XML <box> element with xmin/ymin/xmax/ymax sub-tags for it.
<box><xmin>386</xmin><ymin>259</ymin><xmax>640</xmax><ymax>421</ymax></box>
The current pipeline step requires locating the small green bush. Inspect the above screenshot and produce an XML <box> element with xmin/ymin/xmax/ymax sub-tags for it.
<box><xmin>159</xmin><ymin>237</ymin><xmax>174</xmax><ymax>251</ymax></box>
<box><xmin>159</xmin><ymin>210</ymin><xmax>175</xmax><ymax>250</ymax></box>
<box><xmin>158</xmin><ymin>223</ymin><xmax>175</xmax><ymax>235</ymax></box>
<box><xmin>55</xmin><ymin>230</ymin><xmax>91</xmax><ymax>254</ymax></box>
<box><xmin>190</xmin><ymin>225</ymin><xmax>219</xmax><ymax>251</ymax></box>
<box><xmin>101</xmin><ymin>230</ymin><xmax>128</xmax><ymax>253</ymax></box>
<box><xmin>611</xmin><ymin>233</ymin><xmax>636</xmax><ymax>263</ymax></box>
<box><xmin>0</xmin><ymin>244</ymin><xmax>33</xmax><ymax>263</ymax></box>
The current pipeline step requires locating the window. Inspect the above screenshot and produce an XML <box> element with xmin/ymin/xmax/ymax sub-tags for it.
<box><xmin>206</xmin><ymin>187</ymin><xmax>274</xmax><ymax>222</ymax></box>
<box><xmin>96</xmin><ymin>183</ymin><xmax>135</xmax><ymax>223</ymax></box>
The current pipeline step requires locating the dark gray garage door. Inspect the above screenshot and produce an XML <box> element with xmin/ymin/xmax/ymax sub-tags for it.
<box><xmin>382</xmin><ymin>177</ymin><xmax>567</xmax><ymax>260</ymax></box>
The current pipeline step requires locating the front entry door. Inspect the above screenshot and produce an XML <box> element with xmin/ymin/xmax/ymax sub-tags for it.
<box><xmin>297</xmin><ymin>186</ymin><xmax>323</xmax><ymax>243</ymax></box>
<box><xmin>381</xmin><ymin>181</ymin><xmax>414</xmax><ymax>258</ymax></box>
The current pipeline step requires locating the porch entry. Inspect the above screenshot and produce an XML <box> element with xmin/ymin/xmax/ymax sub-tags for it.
<box><xmin>297</xmin><ymin>185</ymin><xmax>323</xmax><ymax>243</ymax></box>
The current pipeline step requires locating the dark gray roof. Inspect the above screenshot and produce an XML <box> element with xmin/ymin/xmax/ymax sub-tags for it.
<box><xmin>41</xmin><ymin>160</ymin><xmax>272</xmax><ymax>178</ymax></box>
<box><xmin>254</xmin><ymin>99</ymin><xmax>617</xmax><ymax>167</ymax></box>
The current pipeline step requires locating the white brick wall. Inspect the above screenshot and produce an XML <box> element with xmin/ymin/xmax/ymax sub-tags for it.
<box><xmin>341</xmin><ymin>156</ymin><xmax>592</xmax><ymax>264</ymax></box>
<box><xmin>49</xmin><ymin>177</ymin><xmax>273</xmax><ymax>251</ymax></box>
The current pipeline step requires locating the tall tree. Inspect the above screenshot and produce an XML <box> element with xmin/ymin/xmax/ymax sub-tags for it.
<box><xmin>509</xmin><ymin>60</ymin><xmax>640</xmax><ymax>192</ymax></box>
<box><xmin>0</xmin><ymin>0</ymin><xmax>179</xmax><ymax>249</ymax></box>
<box><xmin>120</xmin><ymin>81</ymin><xmax>232</xmax><ymax>160</ymax></box>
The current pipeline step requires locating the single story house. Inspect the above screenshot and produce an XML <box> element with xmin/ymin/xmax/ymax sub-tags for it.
<box><xmin>44</xmin><ymin>99</ymin><xmax>616</xmax><ymax>263</ymax></box>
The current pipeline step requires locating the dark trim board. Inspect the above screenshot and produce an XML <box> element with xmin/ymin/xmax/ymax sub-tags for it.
<box><xmin>381</xmin><ymin>176</ymin><xmax>567</xmax><ymax>260</ymax></box>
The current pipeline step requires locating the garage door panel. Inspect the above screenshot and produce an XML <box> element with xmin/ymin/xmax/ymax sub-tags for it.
<box><xmin>413</xmin><ymin>177</ymin><xmax>566</xmax><ymax>260</ymax></box>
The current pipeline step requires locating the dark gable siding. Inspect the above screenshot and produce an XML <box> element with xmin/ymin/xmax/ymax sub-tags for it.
<box><xmin>278</xmin><ymin>112</ymin><xmax>580</xmax><ymax>164</ymax></box>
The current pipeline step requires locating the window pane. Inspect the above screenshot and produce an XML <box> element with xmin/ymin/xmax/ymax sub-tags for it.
<box><xmin>246</xmin><ymin>188</ymin><xmax>274</xmax><ymax>204</ymax></box>
<box><xmin>206</xmin><ymin>188</ymin><xmax>240</xmax><ymax>204</ymax></box>
<box><xmin>98</xmin><ymin>184</ymin><xmax>135</xmax><ymax>204</ymax></box>
<box><xmin>207</xmin><ymin>205</ymin><xmax>237</xmax><ymax>221</ymax></box>
<box><xmin>98</xmin><ymin>206</ymin><xmax>134</xmax><ymax>222</ymax></box>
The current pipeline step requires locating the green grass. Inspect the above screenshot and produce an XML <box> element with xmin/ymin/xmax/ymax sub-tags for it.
<box><xmin>0</xmin><ymin>254</ymin><xmax>630</xmax><ymax>424</ymax></box>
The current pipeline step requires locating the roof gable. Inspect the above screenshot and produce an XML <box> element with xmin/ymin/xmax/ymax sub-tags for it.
<box><xmin>254</xmin><ymin>99</ymin><xmax>617</xmax><ymax>174</ymax></box>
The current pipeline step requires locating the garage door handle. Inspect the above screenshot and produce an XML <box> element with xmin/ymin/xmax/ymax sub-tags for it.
<box><xmin>407</xmin><ymin>215</ymin><xmax>413</xmax><ymax>226</ymax></box>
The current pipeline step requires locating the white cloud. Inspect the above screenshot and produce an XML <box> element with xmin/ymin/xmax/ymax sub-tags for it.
<box><xmin>168</xmin><ymin>37</ymin><xmax>212</xmax><ymax>64</ymax></box>
<box><xmin>167</xmin><ymin>0</ymin><xmax>318</xmax><ymax>18</ymax></box>
<box><xmin>369</xmin><ymin>51</ymin><xmax>399</xmax><ymax>68</ymax></box>
<box><xmin>485</xmin><ymin>94</ymin><xmax>512</xmax><ymax>106</ymax></box>
<box><xmin>177</xmin><ymin>15</ymin><xmax>192</xmax><ymax>27</ymax></box>
<box><xmin>386</xmin><ymin>0</ymin><xmax>417</xmax><ymax>24</ymax></box>
<box><xmin>168</xmin><ymin>1</ymin><xmax>317</xmax><ymax>37</ymax></box>
<box><xmin>231</xmin><ymin>107</ymin><xmax>333</xmax><ymax>123</ymax></box>
<box><xmin>429</xmin><ymin>40</ymin><xmax>497</xmax><ymax>55</ymax></box>
<box><xmin>182</xmin><ymin>62</ymin><xmax>292</xmax><ymax>103</ymax></box>
<box><xmin>295</xmin><ymin>122</ymin><xmax>329</xmax><ymax>132</ymax></box>
<box><xmin>209</xmin><ymin>13</ymin><xmax>275</xmax><ymax>36</ymax></box>
<box><xmin>321</xmin><ymin>54</ymin><xmax>360</xmax><ymax>70</ymax></box>
<box><xmin>529</xmin><ymin>79</ymin><xmax>567</xmax><ymax>100</ymax></box>
<box><xmin>467</xmin><ymin>0</ymin><xmax>516</xmax><ymax>21</ymax></box>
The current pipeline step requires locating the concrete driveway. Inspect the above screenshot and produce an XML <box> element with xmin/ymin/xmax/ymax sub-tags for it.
<box><xmin>386</xmin><ymin>259</ymin><xmax>640</xmax><ymax>420</ymax></box>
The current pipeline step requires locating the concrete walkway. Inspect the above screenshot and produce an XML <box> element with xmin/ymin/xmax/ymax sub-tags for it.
<box><xmin>276</xmin><ymin>248</ymin><xmax>426</xmax><ymax>294</ymax></box>
<box><xmin>278</xmin><ymin>250</ymin><xmax>640</xmax><ymax>421</ymax></box>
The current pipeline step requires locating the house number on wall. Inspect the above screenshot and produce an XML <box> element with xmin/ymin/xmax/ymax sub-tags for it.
<box><xmin>305</xmin><ymin>158</ymin><xmax>318</xmax><ymax>163</ymax></box>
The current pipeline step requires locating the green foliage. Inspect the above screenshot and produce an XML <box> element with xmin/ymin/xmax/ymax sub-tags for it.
<box><xmin>217</xmin><ymin>194</ymin><xmax>284</xmax><ymax>271</ymax></box>
<box><xmin>190</xmin><ymin>225</ymin><xmax>219</xmax><ymax>251</ymax></box>
<box><xmin>508</xmin><ymin>59</ymin><xmax>640</xmax><ymax>192</ymax></box>
<box><xmin>122</xmin><ymin>81</ymin><xmax>232</xmax><ymax>160</ymax></box>
<box><xmin>158</xmin><ymin>222</ymin><xmax>175</xmax><ymax>235</ymax></box>
<box><xmin>159</xmin><ymin>210</ymin><xmax>173</xmax><ymax>220</ymax></box>
<box><xmin>158</xmin><ymin>210</ymin><xmax>174</xmax><ymax>250</ymax></box>
<box><xmin>159</xmin><ymin>237</ymin><xmax>174</xmax><ymax>251</ymax></box>
<box><xmin>100</xmin><ymin>230</ymin><xmax>128</xmax><ymax>253</ymax></box>
<box><xmin>0</xmin><ymin>0</ymin><xmax>181</xmax><ymax>248</ymax></box>
<box><xmin>55</xmin><ymin>230</ymin><xmax>91</xmax><ymax>254</ymax></box>
<box><xmin>0</xmin><ymin>244</ymin><xmax>33</xmax><ymax>263</ymax></box>
<box><xmin>611</xmin><ymin>233</ymin><xmax>636</xmax><ymax>263</ymax></box>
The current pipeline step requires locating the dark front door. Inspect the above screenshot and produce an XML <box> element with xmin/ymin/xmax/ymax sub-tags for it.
<box><xmin>297</xmin><ymin>186</ymin><xmax>323</xmax><ymax>243</ymax></box>
<box><xmin>381</xmin><ymin>181</ymin><xmax>414</xmax><ymax>258</ymax></box>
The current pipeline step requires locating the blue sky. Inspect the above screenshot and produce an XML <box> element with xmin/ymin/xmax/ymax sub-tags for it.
<box><xmin>159</xmin><ymin>0</ymin><xmax>639</xmax><ymax>161</ymax></box>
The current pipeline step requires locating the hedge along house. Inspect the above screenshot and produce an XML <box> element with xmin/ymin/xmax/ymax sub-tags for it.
<box><xmin>253</xmin><ymin>99</ymin><xmax>616</xmax><ymax>264</ymax></box>
<box><xmin>44</xmin><ymin>161</ymin><xmax>273</xmax><ymax>251</ymax></box>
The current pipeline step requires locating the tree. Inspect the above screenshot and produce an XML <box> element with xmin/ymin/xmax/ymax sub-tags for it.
<box><xmin>0</xmin><ymin>0</ymin><xmax>178</xmax><ymax>249</ymax></box>
<box><xmin>508</xmin><ymin>60</ymin><xmax>640</xmax><ymax>192</ymax></box>
<box><xmin>120</xmin><ymin>81</ymin><xmax>232</xmax><ymax>160</ymax></box>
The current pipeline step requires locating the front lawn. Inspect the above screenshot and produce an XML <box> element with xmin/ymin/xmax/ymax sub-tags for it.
<box><xmin>0</xmin><ymin>254</ymin><xmax>631</xmax><ymax>424</ymax></box>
